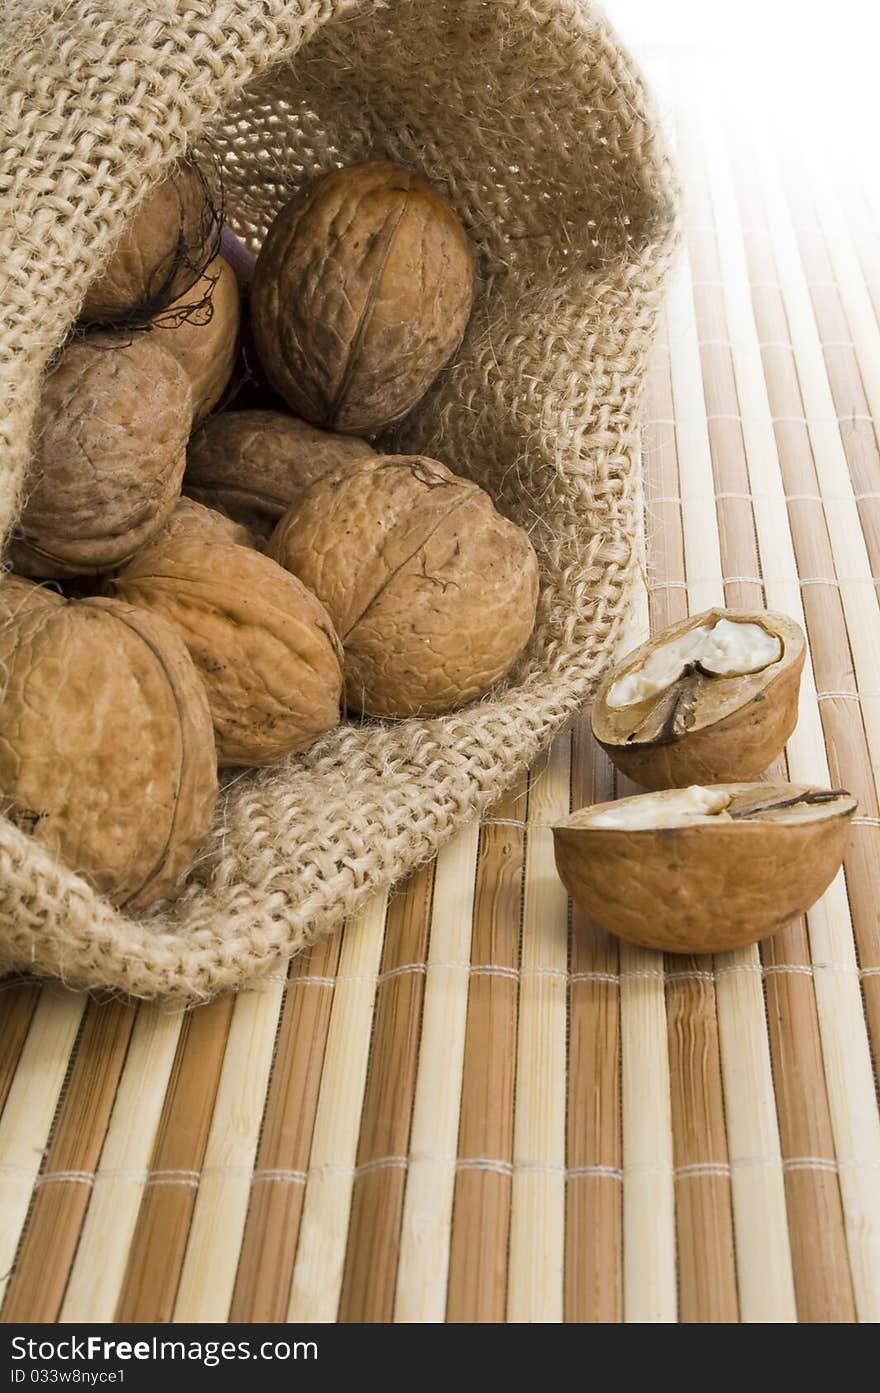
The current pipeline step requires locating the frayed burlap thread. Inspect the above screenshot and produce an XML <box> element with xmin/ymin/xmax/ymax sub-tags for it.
<box><xmin>0</xmin><ymin>0</ymin><xmax>678</xmax><ymax>999</ymax></box>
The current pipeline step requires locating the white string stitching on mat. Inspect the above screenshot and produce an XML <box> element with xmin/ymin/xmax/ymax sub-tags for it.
<box><xmin>677</xmin><ymin>339</ymin><xmax>860</xmax><ymax>353</ymax></box>
<box><xmin>144</xmin><ymin>1169</ymin><xmax>200</xmax><ymax>1188</ymax></box>
<box><xmin>690</xmin><ymin>279</ymin><xmax>863</xmax><ymax>294</ymax></box>
<box><xmin>648</xmin><ymin>576</ymin><xmax>880</xmax><ymax>588</ymax></box>
<box><xmin>816</xmin><ymin>691</ymin><xmax>874</xmax><ymax>700</ymax></box>
<box><xmin>645</xmin><ymin>412</ymin><xmax>875</xmax><ymax>426</ymax></box>
<box><xmin>251</xmin><ymin>1168</ymin><xmax>308</xmax><ymax>1184</ymax></box>
<box><xmin>648</xmin><ymin>493</ymin><xmax>880</xmax><ymax>506</ymax></box>
<box><xmin>271</xmin><ymin>960</ymin><xmax>880</xmax><ymax>990</ymax></box>
<box><xmin>12</xmin><ymin>1155</ymin><xmax>880</xmax><ymax>1189</ymax></box>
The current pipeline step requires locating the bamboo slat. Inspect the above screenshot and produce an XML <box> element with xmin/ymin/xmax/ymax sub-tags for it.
<box><xmin>393</xmin><ymin>822</ymin><xmax>480</xmax><ymax>1322</ymax></box>
<box><xmin>783</xmin><ymin>161</ymin><xmax>880</xmax><ymax>1046</ymax></box>
<box><xmin>506</xmin><ymin>738</ymin><xmax>570</xmax><ymax>1323</ymax></box>
<box><xmin>617</xmin><ymin>567</ymin><xmax>677</xmax><ymax>1324</ymax></box>
<box><xmin>446</xmin><ymin>779</ymin><xmax>526</xmax><ymax>1323</ymax></box>
<box><xmin>173</xmin><ymin>978</ymin><xmax>286</xmax><ymax>1321</ymax></box>
<box><xmin>60</xmin><ymin>1006</ymin><xmax>184</xmax><ymax>1323</ymax></box>
<box><xmin>287</xmin><ymin>892</ymin><xmax>388</xmax><ymax>1323</ymax></box>
<box><xmin>0</xmin><ymin>991</ymin><xmax>86</xmax><ymax>1309</ymax></box>
<box><xmin>339</xmin><ymin>864</ymin><xmax>434</xmax><ymax>1322</ymax></box>
<box><xmin>565</xmin><ymin>732</ymin><xmax>621</xmax><ymax>1324</ymax></box>
<box><xmin>0</xmin><ymin>986</ymin><xmax>40</xmax><ymax>1117</ymax></box>
<box><xmin>657</xmin><ymin>190</ymin><xmax>740</xmax><ymax>1320</ymax></box>
<box><xmin>836</xmin><ymin>182</ymin><xmax>880</xmax><ymax>334</ymax></box>
<box><xmin>230</xmin><ymin>935</ymin><xmax>343</xmax><ymax>1321</ymax></box>
<box><xmin>619</xmin><ymin>934</ymin><xmax>676</xmax><ymax>1323</ymax></box>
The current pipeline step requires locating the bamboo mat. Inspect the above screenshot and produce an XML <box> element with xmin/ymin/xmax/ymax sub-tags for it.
<box><xmin>3</xmin><ymin>50</ymin><xmax>880</xmax><ymax>1325</ymax></box>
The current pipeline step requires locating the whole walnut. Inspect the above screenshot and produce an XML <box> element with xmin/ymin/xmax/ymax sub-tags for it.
<box><xmin>0</xmin><ymin>577</ymin><xmax>217</xmax><ymax>908</ymax></box>
<box><xmin>81</xmin><ymin>161</ymin><xmax>216</xmax><ymax>324</ymax></box>
<box><xmin>113</xmin><ymin>534</ymin><xmax>343</xmax><ymax>765</ymax></box>
<box><xmin>268</xmin><ymin>455</ymin><xmax>540</xmax><ymax>717</ymax></box>
<box><xmin>149</xmin><ymin>496</ymin><xmax>256</xmax><ymax>550</ymax></box>
<box><xmin>149</xmin><ymin>256</ymin><xmax>240</xmax><ymax>423</ymax></box>
<box><xmin>11</xmin><ymin>335</ymin><xmax>191</xmax><ymax>578</ymax></box>
<box><xmin>250</xmin><ymin>161</ymin><xmax>474</xmax><ymax>435</ymax></box>
<box><xmin>185</xmin><ymin>410</ymin><xmax>375</xmax><ymax>539</ymax></box>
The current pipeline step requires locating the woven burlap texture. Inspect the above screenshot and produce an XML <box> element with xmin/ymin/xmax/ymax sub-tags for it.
<box><xmin>0</xmin><ymin>0</ymin><xmax>678</xmax><ymax>999</ymax></box>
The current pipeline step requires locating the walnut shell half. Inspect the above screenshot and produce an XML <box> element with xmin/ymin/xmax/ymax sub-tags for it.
<box><xmin>250</xmin><ymin>161</ymin><xmax>474</xmax><ymax>434</ymax></box>
<box><xmin>113</xmin><ymin>536</ymin><xmax>343</xmax><ymax>765</ymax></box>
<box><xmin>0</xmin><ymin>577</ymin><xmax>218</xmax><ymax>909</ymax></box>
<box><xmin>268</xmin><ymin>454</ymin><xmax>539</xmax><ymax>717</ymax></box>
<box><xmin>592</xmin><ymin>609</ymin><xmax>806</xmax><ymax>789</ymax></box>
<box><xmin>553</xmin><ymin>783</ymin><xmax>856</xmax><ymax>953</ymax></box>
<box><xmin>185</xmin><ymin>409</ymin><xmax>375</xmax><ymax>540</ymax></box>
<box><xmin>10</xmin><ymin>335</ymin><xmax>191</xmax><ymax>579</ymax></box>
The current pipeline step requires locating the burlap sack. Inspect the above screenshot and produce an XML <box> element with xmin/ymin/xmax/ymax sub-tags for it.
<box><xmin>0</xmin><ymin>0</ymin><xmax>678</xmax><ymax>999</ymax></box>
